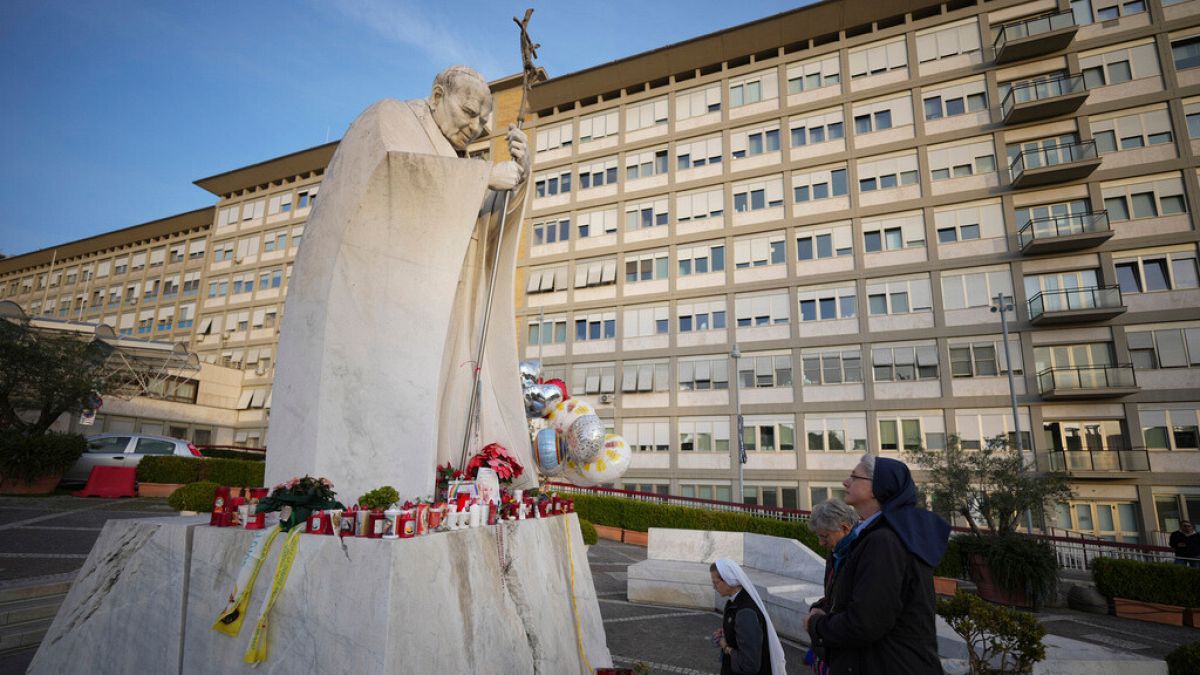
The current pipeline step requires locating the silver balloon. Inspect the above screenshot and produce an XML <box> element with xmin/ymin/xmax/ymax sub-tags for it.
<box><xmin>566</xmin><ymin>414</ymin><xmax>605</xmax><ymax>463</ymax></box>
<box><xmin>518</xmin><ymin>359</ymin><xmax>542</xmax><ymax>388</ymax></box>
<box><xmin>523</xmin><ymin>382</ymin><xmax>563</xmax><ymax>419</ymax></box>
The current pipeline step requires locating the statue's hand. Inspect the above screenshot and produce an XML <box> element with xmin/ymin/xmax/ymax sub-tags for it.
<box><xmin>506</xmin><ymin>124</ymin><xmax>530</xmax><ymax>178</ymax></box>
<box><xmin>489</xmin><ymin>160</ymin><xmax>523</xmax><ymax>191</ymax></box>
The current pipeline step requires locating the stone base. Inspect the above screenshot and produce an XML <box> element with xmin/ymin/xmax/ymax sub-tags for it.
<box><xmin>29</xmin><ymin>514</ymin><xmax>611</xmax><ymax>674</ymax></box>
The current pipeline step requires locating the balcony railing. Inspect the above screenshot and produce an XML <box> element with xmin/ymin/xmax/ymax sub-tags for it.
<box><xmin>1018</xmin><ymin>211</ymin><xmax>1111</xmax><ymax>253</ymax></box>
<box><xmin>1028</xmin><ymin>285</ymin><xmax>1125</xmax><ymax>324</ymax></box>
<box><xmin>1037</xmin><ymin>364</ymin><xmax>1138</xmax><ymax>398</ymax></box>
<box><xmin>1001</xmin><ymin>75</ymin><xmax>1088</xmax><ymax>123</ymax></box>
<box><xmin>1009</xmin><ymin>140</ymin><xmax>1100</xmax><ymax>188</ymax></box>
<box><xmin>1046</xmin><ymin>448</ymin><xmax>1150</xmax><ymax>472</ymax></box>
<box><xmin>994</xmin><ymin>10</ymin><xmax>1078</xmax><ymax>63</ymax></box>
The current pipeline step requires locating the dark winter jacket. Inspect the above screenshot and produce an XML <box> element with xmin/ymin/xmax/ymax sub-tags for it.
<box><xmin>721</xmin><ymin>590</ymin><xmax>772</xmax><ymax>675</ymax></box>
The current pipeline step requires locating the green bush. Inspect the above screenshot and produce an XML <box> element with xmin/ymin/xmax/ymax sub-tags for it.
<box><xmin>167</xmin><ymin>481</ymin><xmax>219</xmax><ymax>511</ymax></box>
<box><xmin>201</xmin><ymin>448</ymin><xmax>265</xmax><ymax>461</ymax></box>
<box><xmin>1167</xmin><ymin>642</ymin><xmax>1200</xmax><ymax>675</ymax></box>
<box><xmin>934</xmin><ymin>537</ymin><xmax>965</xmax><ymax>579</ymax></box>
<box><xmin>0</xmin><ymin>431</ymin><xmax>87</xmax><ymax>483</ymax></box>
<box><xmin>136</xmin><ymin>456</ymin><xmax>264</xmax><ymax>487</ymax></box>
<box><xmin>357</xmin><ymin>486</ymin><xmax>400</xmax><ymax>510</ymax></box>
<box><xmin>938</xmin><ymin>591</ymin><xmax>1046</xmax><ymax>674</ymax></box>
<box><xmin>578</xmin><ymin>518</ymin><xmax>598</xmax><ymax>545</ymax></box>
<box><xmin>958</xmin><ymin>533</ymin><xmax>1058</xmax><ymax>608</ymax></box>
<box><xmin>569</xmin><ymin>493</ymin><xmax>823</xmax><ymax>555</ymax></box>
<box><xmin>1092</xmin><ymin>557</ymin><xmax>1200</xmax><ymax>608</ymax></box>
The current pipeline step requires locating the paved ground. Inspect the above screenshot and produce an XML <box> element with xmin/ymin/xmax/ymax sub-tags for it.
<box><xmin>1</xmin><ymin>495</ymin><xmax>1197</xmax><ymax>674</ymax></box>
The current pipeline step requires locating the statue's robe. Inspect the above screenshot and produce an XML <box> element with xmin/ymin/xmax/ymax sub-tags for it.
<box><xmin>265</xmin><ymin>99</ymin><xmax>536</xmax><ymax>502</ymax></box>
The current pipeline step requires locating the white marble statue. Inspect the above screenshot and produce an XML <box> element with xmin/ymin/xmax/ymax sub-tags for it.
<box><xmin>265</xmin><ymin>65</ymin><xmax>538</xmax><ymax>503</ymax></box>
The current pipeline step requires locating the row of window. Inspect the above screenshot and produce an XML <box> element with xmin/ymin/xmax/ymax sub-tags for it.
<box><xmin>215</xmin><ymin>187</ymin><xmax>318</xmax><ymax>229</ymax></box>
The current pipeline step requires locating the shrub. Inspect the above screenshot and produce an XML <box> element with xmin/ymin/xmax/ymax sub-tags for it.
<box><xmin>201</xmin><ymin>448</ymin><xmax>265</xmax><ymax>461</ymax></box>
<box><xmin>938</xmin><ymin>591</ymin><xmax>1046</xmax><ymax>674</ymax></box>
<box><xmin>0</xmin><ymin>431</ymin><xmax>87</xmax><ymax>483</ymax></box>
<box><xmin>958</xmin><ymin>533</ymin><xmax>1058</xmax><ymax>608</ymax></box>
<box><xmin>1092</xmin><ymin>557</ymin><xmax>1200</xmax><ymax>608</ymax></box>
<box><xmin>357</xmin><ymin>486</ymin><xmax>400</xmax><ymax>510</ymax></box>
<box><xmin>578</xmin><ymin>518</ymin><xmax>598</xmax><ymax>545</ymax></box>
<box><xmin>168</xmin><ymin>481</ymin><xmax>219</xmax><ymax>512</ymax></box>
<box><xmin>1166</xmin><ymin>642</ymin><xmax>1200</xmax><ymax>675</ymax></box>
<box><xmin>935</xmin><ymin>537</ymin><xmax>965</xmax><ymax>579</ymax></box>
<box><xmin>136</xmin><ymin>456</ymin><xmax>264</xmax><ymax>487</ymax></box>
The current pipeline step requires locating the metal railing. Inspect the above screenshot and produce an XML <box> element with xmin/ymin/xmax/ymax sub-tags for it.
<box><xmin>1001</xmin><ymin>74</ymin><xmax>1087</xmax><ymax>120</ymax></box>
<box><xmin>1028</xmin><ymin>285</ymin><xmax>1123</xmax><ymax>319</ymax></box>
<box><xmin>1017</xmin><ymin>210</ymin><xmax>1109</xmax><ymax>249</ymax></box>
<box><xmin>1037</xmin><ymin>364</ymin><xmax>1137</xmax><ymax>393</ymax></box>
<box><xmin>994</xmin><ymin>9</ymin><xmax>1077</xmax><ymax>52</ymax></box>
<box><xmin>545</xmin><ymin>481</ymin><xmax>811</xmax><ymax>522</ymax></box>
<box><xmin>1010</xmin><ymin>140</ymin><xmax>1098</xmax><ymax>183</ymax></box>
<box><xmin>1037</xmin><ymin>528</ymin><xmax>1173</xmax><ymax>571</ymax></box>
<box><xmin>1045</xmin><ymin>448</ymin><xmax>1150</xmax><ymax>472</ymax></box>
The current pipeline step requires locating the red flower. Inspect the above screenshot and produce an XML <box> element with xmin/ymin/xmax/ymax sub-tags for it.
<box><xmin>466</xmin><ymin>443</ymin><xmax>525</xmax><ymax>482</ymax></box>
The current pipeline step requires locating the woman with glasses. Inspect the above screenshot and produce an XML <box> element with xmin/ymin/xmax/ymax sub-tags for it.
<box><xmin>804</xmin><ymin>454</ymin><xmax>950</xmax><ymax>674</ymax></box>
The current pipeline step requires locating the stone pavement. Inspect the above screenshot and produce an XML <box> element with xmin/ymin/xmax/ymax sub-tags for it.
<box><xmin>1</xmin><ymin>496</ymin><xmax>1196</xmax><ymax>674</ymax></box>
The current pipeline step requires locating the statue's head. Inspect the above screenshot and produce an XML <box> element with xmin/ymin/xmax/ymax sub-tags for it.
<box><xmin>428</xmin><ymin>66</ymin><xmax>493</xmax><ymax>152</ymax></box>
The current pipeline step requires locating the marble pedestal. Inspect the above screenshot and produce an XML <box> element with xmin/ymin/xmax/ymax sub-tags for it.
<box><xmin>30</xmin><ymin>514</ymin><xmax>610</xmax><ymax>674</ymax></box>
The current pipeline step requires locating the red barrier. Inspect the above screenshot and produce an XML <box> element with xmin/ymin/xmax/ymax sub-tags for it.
<box><xmin>73</xmin><ymin>466</ymin><xmax>137</xmax><ymax>498</ymax></box>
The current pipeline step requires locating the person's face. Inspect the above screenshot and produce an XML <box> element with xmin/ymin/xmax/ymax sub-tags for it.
<box><xmin>430</xmin><ymin>77</ymin><xmax>493</xmax><ymax>151</ymax></box>
<box><xmin>1184</xmin><ymin>521</ymin><xmax>1195</xmax><ymax>534</ymax></box>
<box><xmin>816</xmin><ymin>522</ymin><xmax>853</xmax><ymax>549</ymax></box>
<box><xmin>710</xmin><ymin>569</ymin><xmax>738</xmax><ymax>597</ymax></box>
<box><xmin>843</xmin><ymin>462</ymin><xmax>876</xmax><ymax>508</ymax></box>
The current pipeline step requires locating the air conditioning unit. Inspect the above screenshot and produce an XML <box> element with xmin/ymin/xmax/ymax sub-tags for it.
<box><xmin>600</xmin><ymin>394</ymin><xmax>613</xmax><ymax>404</ymax></box>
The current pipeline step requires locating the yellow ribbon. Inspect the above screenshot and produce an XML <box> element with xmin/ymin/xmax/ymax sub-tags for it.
<box><xmin>243</xmin><ymin>527</ymin><xmax>302</xmax><ymax>665</ymax></box>
<box><xmin>563</xmin><ymin>514</ymin><xmax>593</xmax><ymax>674</ymax></box>
<box><xmin>213</xmin><ymin>525</ymin><xmax>282</xmax><ymax>637</ymax></box>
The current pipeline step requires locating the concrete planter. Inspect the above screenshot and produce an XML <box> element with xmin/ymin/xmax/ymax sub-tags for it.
<box><xmin>594</xmin><ymin>524</ymin><xmax>623</xmax><ymax>542</ymax></box>
<box><xmin>1186</xmin><ymin>607</ymin><xmax>1199</xmax><ymax>628</ymax></box>
<box><xmin>622</xmin><ymin>530</ymin><xmax>649</xmax><ymax>547</ymax></box>
<box><xmin>137</xmin><ymin>482</ymin><xmax>185</xmax><ymax>498</ymax></box>
<box><xmin>1113</xmin><ymin>597</ymin><xmax>1185</xmax><ymax>626</ymax></box>
<box><xmin>933</xmin><ymin>576</ymin><xmax>959</xmax><ymax>596</ymax></box>
<box><xmin>0</xmin><ymin>473</ymin><xmax>62</xmax><ymax>495</ymax></box>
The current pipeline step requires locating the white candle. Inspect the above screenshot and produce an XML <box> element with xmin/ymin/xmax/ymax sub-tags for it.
<box><xmin>468</xmin><ymin>503</ymin><xmax>482</xmax><ymax>528</ymax></box>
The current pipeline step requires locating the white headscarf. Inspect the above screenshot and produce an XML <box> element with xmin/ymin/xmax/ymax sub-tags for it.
<box><xmin>715</xmin><ymin>558</ymin><xmax>786</xmax><ymax>675</ymax></box>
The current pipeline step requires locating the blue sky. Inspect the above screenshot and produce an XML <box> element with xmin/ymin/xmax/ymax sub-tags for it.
<box><xmin>0</xmin><ymin>0</ymin><xmax>805</xmax><ymax>257</ymax></box>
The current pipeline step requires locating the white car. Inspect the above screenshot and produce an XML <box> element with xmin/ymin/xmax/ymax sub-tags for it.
<box><xmin>62</xmin><ymin>433</ymin><xmax>202</xmax><ymax>485</ymax></box>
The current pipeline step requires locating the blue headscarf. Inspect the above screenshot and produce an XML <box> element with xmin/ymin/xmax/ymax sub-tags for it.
<box><xmin>872</xmin><ymin>457</ymin><xmax>950</xmax><ymax>568</ymax></box>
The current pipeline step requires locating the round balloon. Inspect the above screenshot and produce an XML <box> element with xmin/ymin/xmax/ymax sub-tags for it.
<box><xmin>566</xmin><ymin>414</ymin><xmax>605</xmax><ymax>463</ymax></box>
<box><xmin>546</xmin><ymin>398</ymin><xmax>594</xmax><ymax>433</ymax></box>
<box><xmin>564</xmin><ymin>434</ymin><xmax>631</xmax><ymax>485</ymax></box>
<box><xmin>533</xmin><ymin>427</ymin><xmax>564</xmax><ymax>477</ymax></box>
<box><xmin>523</xmin><ymin>383</ymin><xmax>563</xmax><ymax>419</ymax></box>
<box><xmin>519</xmin><ymin>359</ymin><xmax>542</xmax><ymax>388</ymax></box>
<box><xmin>543</xmin><ymin>378</ymin><xmax>569</xmax><ymax>401</ymax></box>
<box><xmin>558</xmin><ymin>459</ymin><xmax>598</xmax><ymax>487</ymax></box>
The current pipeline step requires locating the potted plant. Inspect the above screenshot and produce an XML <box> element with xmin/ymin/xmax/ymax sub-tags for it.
<box><xmin>0</xmin><ymin>431</ymin><xmax>86</xmax><ymax>494</ymax></box>
<box><xmin>907</xmin><ymin>435</ymin><xmax>1072</xmax><ymax>609</ymax></box>
<box><xmin>358</xmin><ymin>485</ymin><xmax>400</xmax><ymax>511</ymax></box>
<box><xmin>938</xmin><ymin>591</ymin><xmax>1047</xmax><ymax>674</ymax></box>
<box><xmin>1091</xmin><ymin>557</ymin><xmax>1200</xmax><ymax>627</ymax></box>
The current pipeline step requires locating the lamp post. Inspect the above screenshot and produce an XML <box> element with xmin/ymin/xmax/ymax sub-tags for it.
<box><xmin>991</xmin><ymin>292</ymin><xmax>1036</xmax><ymax>534</ymax></box>
<box><xmin>730</xmin><ymin>343</ymin><xmax>745</xmax><ymax>503</ymax></box>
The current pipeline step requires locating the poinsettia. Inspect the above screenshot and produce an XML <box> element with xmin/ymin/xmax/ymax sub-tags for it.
<box><xmin>466</xmin><ymin>443</ymin><xmax>525</xmax><ymax>482</ymax></box>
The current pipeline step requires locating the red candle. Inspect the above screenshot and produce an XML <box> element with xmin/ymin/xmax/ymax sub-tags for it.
<box><xmin>210</xmin><ymin>486</ymin><xmax>231</xmax><ymax>526</ymax></box>
<box><xmin>487</xmin><ymin>503</ymin><xmax>498</xmax><ymax>525</ymax></box>
<box><xmin>367</xmin><ymin>510</ymin><xmax>385</xmax><ymax>539</ymax></box>
<box><xmin>399</xmin><ymin>509</ymin><xmax>416</xmax><ymax>538</ymax></box>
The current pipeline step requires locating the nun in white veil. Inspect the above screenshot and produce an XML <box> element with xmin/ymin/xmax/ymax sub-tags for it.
<box><xmin>710</xmin><ymin>559</ymin><xmax>786</xmax><ymax>675</ymax></box>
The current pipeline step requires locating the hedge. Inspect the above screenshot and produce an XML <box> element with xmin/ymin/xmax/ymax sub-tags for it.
<box><xmin>569</xmin><ymin>493</ymin><xmax>824</xmax><ymax>555</ymax></box>
<box><xmin>578</xmin><ymin>518</ymin><xmax>598</xmax><ymax>545</ymax></box>
<box><xmin>1167</xmin><ymin>642</ymin><xmax>1200</xmax><ymax>675</ymax></box>
<box><xmin>137</xmin><ymin>456</ymin><xmax>264</xmax><ymax>488</ymax></box>
<box><xmin>934</xmin><ymin>537</ymin><xmax>965</xmax><ymax>579</ymax></box>
<box><xmin>1092</xmin><ymin>557</ymin><xmax>1200</xmax><ymax>608</ymax></box>
<box><xmin>0</xmin><ymin>431</ymin><xmax>87</xmax><ymax>483</ymax></box>
<box><xmin>200</xmin><ymin>448</ymin><xmax>265</xmax><ymax>462</ymax></box>
<box><xmin>168</xmin><ymin>481</ymin><xmax>219</xmax><ymax>511</ymax></box>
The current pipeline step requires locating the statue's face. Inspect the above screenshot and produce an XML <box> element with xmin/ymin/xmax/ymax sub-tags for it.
<box><xmin>430</xmin><ymin>76</ymin><xmax>493</xmax><ymax>152</ymax></box>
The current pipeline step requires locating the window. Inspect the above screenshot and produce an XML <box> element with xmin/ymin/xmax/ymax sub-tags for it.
<box><xmin>729</xmin><ymin>69</ymin><xmax>778</xmax><ymax>107</ymax></box>
<box><xmin>626</xmin><ymin>96</ymin><xmax>669</xmax><ymax>132</ymax></box>
<box><xmin>1140</xmin><ymin>406</ymin><xmax>1200</xmax><ymax>451</ymax></box>
<box><xmin>676</xmin><ymin>83</ymin><xmax>722</xmax><ymax>121</ymax></box>
<box><xmin>878</xmin><ymin>413</ymin><xmax>946</xmax><ymax>451</ymax></box>
<box><xmin>916</xmin><ymin>18</ymin><xmax>981</xmax><ymax>63</ymax></box>
<box><xmin>796</xmin><ymin>222</ymin><xmax>853</xmax><ymax>262</ymax></box>
<box><xmin>1079</xmin><ymin>42</ymin><xmax>1160</xmax><ymax>88</ymax></box>
<box><xmin>526</xmin><ymin>315</ymin><xmax>567</xmax><ymax>346</ymax></box>
<box><xmin>622</xmin><ymin>198</ymin><xmax>669</xmax><ymax>232</ymax></box>
<box><xmin>579</xmin><ymin>157</ymin><xmax>618</xmax><ymax>190</ymax></box>
<box><xmin>1173</xmin><ymin>36</ymin><xmax>1200</xmax><ymax>71</ymax></box>
<box><xmin>1072</xmin><ymin>0</ymin><xmax>1147</xmax><ymax>23</ymax></box>
<box><xmin>623</xmin><ymin>304</ymin><xmax>670</xmax><ymax>339</ymax></box>
<box><xmin>240</xmin><ymin>199</ymin><xmax>265</xmax><ymax>222</ymax></box>
<box><xmin>534</xmin><ymin>169</ymin><xmax>573</xmax><ymax>197</ymax></box>
<box><xmin>786</xmin><ymin>54</ymin><xmax>840</xmax><ymax>94</ymax></box>
<box><xmin>1033</xmin><ymin>342</ymin><xmax>1116</xmax><ymax>374</ymax></box>
<box><xmin>793</xmin><ymin>166</ymin><xmax>848</xmax><ymax>202</ymax></box>
<box><xmin>796</xmin><ymin>285</ymin><xmax>857</xmax><ymax>322</ymax></box>
<box><xmin>573</xmin><ymin>258</ymin><xmax>618</xmax><ymax>288</ymax></box>
<box><xmin>679</xmin><ymin>417</ymin><xmax>730</xmax><ymax>452</ymax></box>
<box><xmin>677</xmin><ymin>298</ymin><xmax>727</xmax><ymax>333</ymax></box>
<box><xmin>168</xmin><ymin>244</ymin><xmax>185</xmax><ymax>264</ymax></box>
<box><xmin>1127</xmin><ymin>327</ymin><xmax>1200</xmax><ymax>369</ymax></box>
<box><xmin>848</xmin><ymin>38</ymin><xmax>907</xmax><ymax>79</ymax></box>
<box><xmin>949</xmin><ymin>338</ymin><xmax>1022</xmax><ymax>377</ymax></box>
<box><xmin>217</xmin><ymin>205</ymin><xmax>239</xmax><ymax>228</ymax></box>
<box><xmin>578</xmin><ymin>109</ymin><xmax>619</xmax><ymax>144</ymax></box>
<box><xmin>569</xmin><ymin>363</ymin><xmax>616</xmax><ymax>396</ymax></box>
<box><xmin>207</xmin><ymin>278</ymin><xmax>229</xmax><ymax>298</ymax></box>
<box><xmin>732</xmin><ymin>176</ymin><xmax>784</xmax><ymax>212</ymax></box>
<box><xmin>852</xmin><ymin>94</ymin><xmax>912</xmax><ymax>135</ymax></box>
<box><xmin>676</xmin><ymin>186</ymin><xmax>725</xmax><ymax>222</ymax></box>
<box><xmin>942</xmin><ymin>268</ymin><xmax>1014</xmax><ymax>310</ymax></box>
<box><xmin>789</xmin><ymin>108</ymin><xmax>845</xmax><ymax>147</ymax></box>
<box><xmin>532</xmin><ymin>216</ymin><xmax>570</xmax><ymax>246</ymax></box>
<box><xmin>872</xmin><ymin>344</ymin><xmax>940</xmax><ymax>381</ymax></box>
<box><xmin>923</xmin><ymin>78</ymin><xmax>988</xmax><ymax>120</ymax></box>
<box><xmin>1115</xmin><ymin>248</ymin><xmax>1200</xmax><ymax>294</ymax></box>
<box><xmin>678</xmin><ymin>356</ymin><xmax>730</xmax><ymax>391</ymax></box>
<box><xmin>863</xmin><ymin>212</ymin><xmax>925</xmax><ymax>252</ymax></box>
<box><xmin>130</xmin><ymin>252</ymin><xmax>146</xmax><ymax>272</ymax></box>
<box><xmin>574</xmin><ymin>311</ymin><xmax>616</xmax><ymax>342</ymax></box>
<box><xmin>625</xmin><ymin>147</ymin><xmax>669</xmax><ymax>181</ymax></box>
<box><xmin>731</xmin><ymin>124</ymin><xmax>781</xmax><ymax>159</ymax></box>
<box><xmin>928</xmin><ymin>138</ymin><xmax>996</xmax><ymax>181</ymax></box>
<box><xmin>805</xmin><ymin>414</ymin><xmax>868</xmax><ymax>452</ymax></box>
<box><xmin>1185</xmin><ymin>100</ymin><xmax>1200</xmax><ymax>139</ymax></box>
<box><xmin>623</xmin><ymin>419</ymin><xmax>670</xmax><ymax>451</ymax></box>
<box><xmin>856</xmin><ymin>152</ymin><xmax>920</xmax><ymax>193</ymax></box>
<box><xmin>1102</xmin><ymin>175</ymin><xmax>1187</xmax><ymax>222</ymax></box>
<box><xmin>1091</xmin><ymin>107</ymin><xmax>1173</xmax><ymax>154</ymax></box>
<box><xmin>742</xmin><ymin>416</ymin><xmax>796</xmax><ymax>452</ymax></box>
<box><xmin>736</xmin><ymin>353</ymin><xmax>792</xmax><ymax>389</ymax></box>
<box><xmin>680</xmin><ymin>483</ymin><xmax>733</xmax><ymax>501</ymax></box>
<box><xmin>734</xmin><ymin>291</ymin><xmax>791</xmax><ymax>327</ymax></box>
<box><xmin>676</xmin><ymin>135</ymin><xmax>723</xmax><ymax>170</ymax></box>
<box><xmin>866</xmin><ymin>276</ymin><xmax>932</xmax><ymax>315</ymax></box>
<box><xmin>802</xmin><ymin>348</ymin><xmax>863</xmax><ymax>385</ymax></box>
<box><xmin>936</xmin><ymin>200</ymin><xmax>1004</xmax><ymax>244</ymax></box>
<box><xmin>296</xmin><ymin>186</ymin><xmax>318</xmax><ymax>209</ymax></box>
<box><xmin>535</xmin><ymin>121</ymin><xmax>573</xmax><ymax>153</ymax></box>
<box><xmin>624</xmin><ymin>250</ymin><xmax>669</xmax><ymax>284</ymax></box>
<box><xmin>1013</xmin><ymin>198</ymin><xmax>1092</xmax><ymax>234</ymax></box>
<box><xmin>267</xmin><ymin>192</ymin><xmax>293</xmax><ymax>216</ymax></box>
<box><xmin>525</xmin><ymin>266</ymin><xmax>567</xmax><ymax>295</ymax></box>
<box><xmin>677</xmin><ymin>242</ymin><xmax>725</xmax><ymax>276</ymax></box>
<box><xmin>1043</xmin><ymin>419</ymin><xmax>1128</xmax><ymax>453</ymax></box>
<box><xmin>955</xmin><ymin>409</ymin><xmax>1032</xmax><ymax>450</ymax></box>
<box><xmin>576</xmin><ymin>207</ymin><xmax>618</xmax><ymax>238</ymax></box>
<box><xmin>734</xmin><ymin>232</ymin><xmax>786</xmax><ymax>268</ymax></box>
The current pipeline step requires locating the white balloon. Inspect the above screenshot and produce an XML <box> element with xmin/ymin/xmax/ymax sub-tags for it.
<box><xmin>563</xmin><ymin>434</ymin><xmax>631</xmax><ymax>485</ymax></box>
<box><xmin>546</xmin><ymin>398</ymin><xmax>595</xmax><ymax>434</ymax></box>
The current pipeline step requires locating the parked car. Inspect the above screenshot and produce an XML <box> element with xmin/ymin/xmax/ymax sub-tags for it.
<box><xmin>61</xmin><ymin>433</ymin><xmax>202</xmax><ymax>485</ymax></box>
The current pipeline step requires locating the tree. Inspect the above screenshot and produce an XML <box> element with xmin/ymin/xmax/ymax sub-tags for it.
<box><xmin>0</xmin><ymin>320</ymin><xmax>112</xmax><ymax>435</ymax></box>
<box><xmin>906</xmin><ymin>434</ymin><xmax>1073</xmax><ymax>536</ymax></box>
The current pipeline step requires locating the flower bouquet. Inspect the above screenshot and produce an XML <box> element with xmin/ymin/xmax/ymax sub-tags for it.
<box><xmin>256</xmin><ymin>475</ymin><xmax>343</xmax><ymax>532</ymax></box>
<box><xmin>436</xmin><ymin>462</ymin><xmax>464</xmax><ymax>502</ymax></box>
<box><xmin>465</xmin><ymin>443</ymin><xmax>525</xmax><ymax>483</ymax></box>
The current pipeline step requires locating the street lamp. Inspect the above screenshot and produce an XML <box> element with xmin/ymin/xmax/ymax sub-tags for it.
<box><xmin>730</xmin><ymin>343</ymin><xmax>745</xmax><ymax>503</ymax></box>
<box><xmin>991</xmin><ymin>293</ymin><xmax>1035</xmax><ymax>534</ymax></box>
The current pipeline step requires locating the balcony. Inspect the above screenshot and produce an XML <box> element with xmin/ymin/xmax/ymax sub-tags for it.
<box><xmin>1001</xmin><ymin>75</ymin><xmax>1089</xmax><ymax>124</ymax></box>
<box><xmin>1045</xmin><ymin>448</ymin><xmax>1150</xmax><ymax>473</ymax></box>
<box><xmin>1028</xmin><ymin>286</ymin><xmax>1125</xmax><ymax>325</ymax></box>
<box><xmin>1009</xmin><ymin>141</ymin><xmax>1100</xmax><ymax>188</ymax></box>
<box><xmin>1037</xmin><ymin>365</ymin><xmax>1139</xmax><ymax>399</ymax></box>
<box><xmin>994</xmin><ymin>10</ymin><xmax>1078</xmax><ymax>64</ymax></box>
<box><xmin>1018</xmin><ymin>211</ymin><xmax>1112</xmax><ymax>254</ymax></box>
